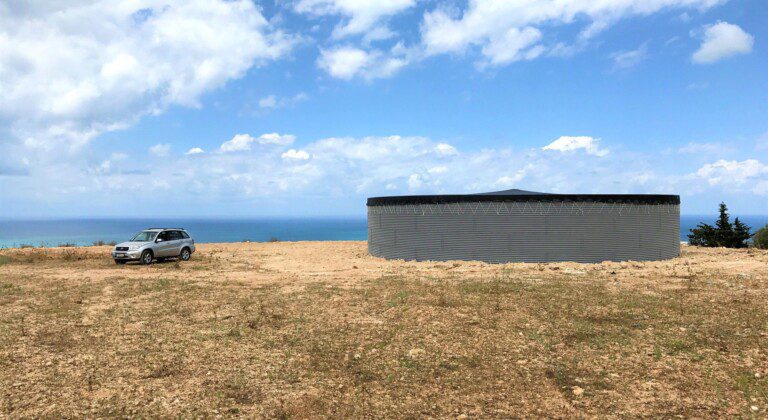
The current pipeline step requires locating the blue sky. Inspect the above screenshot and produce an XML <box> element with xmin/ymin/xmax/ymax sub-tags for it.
<box><xmin>0</xmin><ymin>0</ymin><xmax>766</xmax><ymax>218</ymax></box>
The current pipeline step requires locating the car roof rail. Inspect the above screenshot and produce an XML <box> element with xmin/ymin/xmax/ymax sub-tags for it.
<box><xmin>148</xmin><ymin>227</ymin><xmax>186</xmax><ymax>230</ymax></box>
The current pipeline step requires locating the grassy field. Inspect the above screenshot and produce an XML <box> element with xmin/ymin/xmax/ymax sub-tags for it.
<box><xmin>0</xmin><ymin>242</ymin><xmax>766</xmax><ymax>417</ymax></box>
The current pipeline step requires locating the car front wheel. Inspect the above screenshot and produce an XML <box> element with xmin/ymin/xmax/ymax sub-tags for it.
<box><xmin>180</xmin><ymin>247</ymin><xmax>191</xmax><ymax>261</ymax></box>
<box><xmin>140</xmin><ymin>250</ymin><xmax>153</xmax><ymax>265</ymax></box>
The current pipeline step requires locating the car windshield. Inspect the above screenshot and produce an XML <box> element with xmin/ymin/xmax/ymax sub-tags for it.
<box><xmin>130</xmin><ymin>231</ymin><xmax>157</xmax><ymax>242</ymax></box>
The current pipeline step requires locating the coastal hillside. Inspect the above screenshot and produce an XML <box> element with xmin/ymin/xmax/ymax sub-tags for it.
<box><xmin>1</xmin><ymin>242</ymin><xmax>766</xmax><ymax>417</ymax></box>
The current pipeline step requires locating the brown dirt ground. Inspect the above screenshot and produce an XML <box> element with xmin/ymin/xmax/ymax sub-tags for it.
<box><xmin>0</xmin><ymin>242</ymin><xmax>766</xmax><ymax>418</ymax></box>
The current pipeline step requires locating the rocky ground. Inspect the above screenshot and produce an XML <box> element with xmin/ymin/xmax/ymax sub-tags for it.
<box><xmin>0</xmin><ymin>242</ymin><xmax>766</xmax><ymax>418</ymax></box>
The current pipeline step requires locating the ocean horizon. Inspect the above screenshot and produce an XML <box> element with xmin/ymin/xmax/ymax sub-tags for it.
<box><xmin>1</xmin><ymin>215</ymin><xmax>767</xmax><ymax>249</ymax></box>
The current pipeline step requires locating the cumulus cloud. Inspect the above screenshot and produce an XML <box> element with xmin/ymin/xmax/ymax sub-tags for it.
<box><xmin>420</xmin><ymin>0</ymin><xmax>725</xmax><ymax>67</ymax></box>
<box><xmin>149</xmin><ymin>143</ymin><xmax>171</xmax><ymax>157</ymax></box>
<box><xmin>282</xmin><ymin>149</ymin><xmax>311</xmax><ymax>160</ymax></box>
<box><xmin>9</xmin><ymin>131</ymin><xmax>768</xmax><ymax>216</ymax></box>
<box><xmin>694</xmin><ymin>159</ymin><xmax>768</xmax><ymax>189</ymax></box>
<box><xmin>220</xmin><ymin>133</ymin><xmax>295</xmax><ymax>152</ymax></box>
<box><xmin>542</xmin><ymin>136</ymin><xmax>609</xmax><ymax>157</ymax></box>
<box><xmin>295</xmin><ymin>0</ymin><xmax>415</xmax><ymax>39</ymax></box>
<box><xmin>220</xmin><ymin>134</ymin><xmax>257</xmax><ymax>152</ymax></box>
<box><xmin>0</xmin><ymin>0</ymin><xmax>295</xmax><ymax>157</ymax></box>
<box><xmin>692</xmin><ymin>21</ymin><xmax>754</xmax><ymax>64</ymax></box>
<box><xmin>185</xmin><ymin>147</ymin><xmax>205</xmax><ymax>155</ymax></box>
<box><xmin>435</xmin><ymin>143</ymin><xmax>458</xmax><ymax>156</ymax></box>
<box><xmin>317</xmin><ymin>46</ymin><xmax>409</xmax><ymax>80</ymax></box>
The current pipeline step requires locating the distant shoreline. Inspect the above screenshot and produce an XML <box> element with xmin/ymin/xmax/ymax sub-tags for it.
<box><xmin>1</xmin><ymin>216</ymin><xmax>766</xmax><ymax>249</ymax></box>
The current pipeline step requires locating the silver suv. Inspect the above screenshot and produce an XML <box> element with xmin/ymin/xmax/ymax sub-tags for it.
<box><xmin>112</xmin><ymin>228</ymin><xmax>196</xmax><ymax>265</ymax></box>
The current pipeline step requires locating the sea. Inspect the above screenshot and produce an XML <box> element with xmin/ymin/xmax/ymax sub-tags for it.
<box><xmin>1</xmin><ymin>215</ymin><xmax>767</xmax><ymax>249</ymax></box>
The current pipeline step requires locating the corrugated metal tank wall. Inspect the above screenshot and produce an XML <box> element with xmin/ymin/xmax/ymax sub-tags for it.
<box><xmin>368</xmin><ymin>201</ymin><xmax>680</xmax><ymax>263</ymax></box>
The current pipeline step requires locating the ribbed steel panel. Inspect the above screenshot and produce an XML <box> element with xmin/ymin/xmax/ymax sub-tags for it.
<box><xmin>367</xmin><ymin>202</ymin><xmax>680</xmax><ymax>263</ymax></box>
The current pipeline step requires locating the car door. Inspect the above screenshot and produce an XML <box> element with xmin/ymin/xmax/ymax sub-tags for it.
<box><xmin>156</xmin><ymin>231</ymin><xmax>174</xmax><ymax>257</ymax></box>
<box><xmin>168</xmin><ymin>230</ymin><xmax>183</xmax><ymax>256</ymax></box>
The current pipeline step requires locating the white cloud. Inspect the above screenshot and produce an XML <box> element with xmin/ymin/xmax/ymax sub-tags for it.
<box><xmin>407</xmin><ymin>173</ymin><xmax>423</xmax><ymax>190</ymax></box>
<box><xmin>0</xmin><ymin>0</ymin><xmax>296</xmax><ymax>154</ymax></box>
<box><xmin>692</xmin><ymin>21</ymin><xmax>753</xmax><ymax>64</ymax></box>
<box><xmin>420</xmin><ymin>0</ymin><xmax>725</xmax><ymax>67</ymax></box>
<box><xmin>295</xmin><ymin>0</ymin><xmax>415</xmax><ymax>39</ymax></box>
<box><xmin>149</xmin><ymin>143</ymin><xmax>171</xmax><ymax>157</ymax></box>
<box><xmin>258</xmin><ymin>133</ymin><xmax>297</xmax><ymax>146</ymax></box>
<box><xmin>282</xmin><ymin>149</ymin><xmax>311</xmax><ymax>160</ymax></box>
<box><xmin>185</xmin><ymin>147</ymin><xmax>205</xmax><ymax>155</ymax></box>
<box><xmin>220</xmin><ymin>133</ymin><xmax>295</xmax><ymax>152</ymax></box>
<box><xmin>9</xmin><ymin>131</ymin><xmax>768</xmax><ymax>216</ymax></box>
<box><xmin>543</xmin><ymin>136</ymin><xmax>608</xmax><ymax>157</ymax></box>
<box><xmin>220</xmin><ymin>134</ymin><xmax>257</xmax><ymax>152</ymax></box>
<box><xmin>695</xmin><ymin>159</ymin><xmax>768</xmax><ymax>188</ymax></box>
<box><xmin>435</xmin><ymin>143</ymin><xmax>458</xmax><ymax>156</ymax></box>
<box><xmin>611</xmin><ymin>42</ymin><xmax>649</xmax><ymax>70</ymax></box>
<box><xmin>480</xmin><ymin>27</ymin><xmax>544</xmax><ymax>66</ymax></box>
<box><xmin>317</xmin><ymin>46</ymin><xmax>408</xmax><ymax>80</ymax></box>
<box><xmin>258</xmin><ymin>93</ymin><xmax>309</xmax><ymax>110</ymax></box>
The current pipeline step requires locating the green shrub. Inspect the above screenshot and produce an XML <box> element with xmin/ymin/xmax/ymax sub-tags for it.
<box><xmin>754</xmin><ymin>225</ymin><xmax>768</xmax><ymax>249</ymax></box>
<box><xmin>688</xmin><ymin>202</ymin><xmax>751</xmax><ymax>248</ymax></box>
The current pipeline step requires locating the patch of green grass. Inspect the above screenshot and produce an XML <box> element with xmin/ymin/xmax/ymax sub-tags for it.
<box><xmin>0</xmin><ymin>282</ymin><xmax>22</xmax><ymax>295</ymax></box>
<box><xmin>388</xmin><ymin>290</ymin><xmax>411</xmax><ymax>307</ymax></box>
<box><xmin>734</xmin><ymin>371</ymin><xmax>768</xmax><ymax>403</ymax></box>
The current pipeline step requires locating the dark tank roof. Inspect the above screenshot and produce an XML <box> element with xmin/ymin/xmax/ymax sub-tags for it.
<box><xmin>367</xmin><ymin>188</ymin><xmax>680</xmax><ymax>206</ymax></box>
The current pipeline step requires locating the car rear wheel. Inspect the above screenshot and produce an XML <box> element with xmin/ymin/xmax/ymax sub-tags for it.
<box><xmin>140</xmin><ymin>250</ymin><xmax>153</xmax><ymax>265</ymax></box>
<box><xmin>180</xmin><ymin>247</ymin><xmax>191</xmax><ymax>261</ymax></box>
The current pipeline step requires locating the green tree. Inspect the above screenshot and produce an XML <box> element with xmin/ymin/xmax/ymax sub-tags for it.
<box><xmin>732</xmin><ymin>218</ymin><xmax>752</xmax><ymax>249</ymax></box>
<box><xmin>687</xmin><ymin>223</ymin><xmax>717</xmax><ymax>247</ymax></box>
<box><xmin>714</xmin><ymin>202</ymin><xmax>734</xmax><ymax>247</ymax></box>
<box><xmin>687</xmin><ymin>202</ymin><xmax>752</xmax><ymax>248</ymax></box>
<box><xmin>752</xmin><ymin>225</ymin><xmax>768</xmax><ymax>249</ymax></box>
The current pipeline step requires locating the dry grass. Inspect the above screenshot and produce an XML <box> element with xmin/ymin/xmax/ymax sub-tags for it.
<box><xmin>0</xmin><ymin>242</ymin><xmax>766</xmax><ymax>417</ymax></box>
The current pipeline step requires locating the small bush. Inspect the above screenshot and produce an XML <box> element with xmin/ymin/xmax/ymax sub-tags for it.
<box><xmin>58</xmin><ymin>242</ymin><xmax>77</xmax><ymax>248</ymax></box>
<box><xmin>754</xmin><ymin>225</ymin><xmax>768</xmax><ymax>249</ymax></box>
<box><xmin>268</xmin><ymin>236</ymin><xmax>280</xmax><ymax>243</ymax></box>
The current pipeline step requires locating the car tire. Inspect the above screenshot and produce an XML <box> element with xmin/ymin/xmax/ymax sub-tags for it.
<box><xmin>180</xmin><ymin>247</ymin><xmax>191</xmax><ymax>261</ymax></box>
<box><xmin>114</xmin><ymin>259</ymin><xmax>126</xmax><ymax>265</ymax></box>
<box><xmin>140</xmin><ymin>250</ymin><xmax>153</xmax><ymax>265</ymax></box>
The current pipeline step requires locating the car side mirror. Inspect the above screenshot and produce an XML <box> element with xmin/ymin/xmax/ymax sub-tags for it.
<box><xmin>156</xmin><ymin>238</ymin><xmax>163</xmax><ymax>242</ymax></box>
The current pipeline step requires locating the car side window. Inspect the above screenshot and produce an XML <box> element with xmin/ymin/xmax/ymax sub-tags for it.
<box><xmin>169</xmin><ymin>231</ymin><xmax>182</xmax><ymax>241</ymax></box>
<box><xmin>180</xmin><ymin>231</ymin><xmax>189</xmax><ymax>239</ymax></box>
<box><xmin>157</xmin><ymin>231</ymin><xmax>169</xmax><ymax>241</ymax></box>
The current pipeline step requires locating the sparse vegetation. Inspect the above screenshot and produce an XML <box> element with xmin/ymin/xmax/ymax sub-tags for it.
<box><xmin>268</xmin><ymin>236</ymin><xmax>280</xmax><ymax>242</ymax></box>
<box><xmin>0</xmin><ymin>242</ymin><xmax>766</xmax><ymax>417</ymax></box>
<box><xmin>754</xmin><ymin>225</ymin><xmax>768</xmax><ymax>249</ymax></box>
<box><xmin>92</xmin><ymin>240</ymin><xmax>117</xmax><ymax>246</ymax></box>
<box><xmin>688</xmin><ymin>202</ymin><xmax>752</xmax><ymax>248</ymax></box>
<box><xmin>58</xmin><ymin>242</ymin><xmax>76</xmax><ymax>247</ymax></box>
